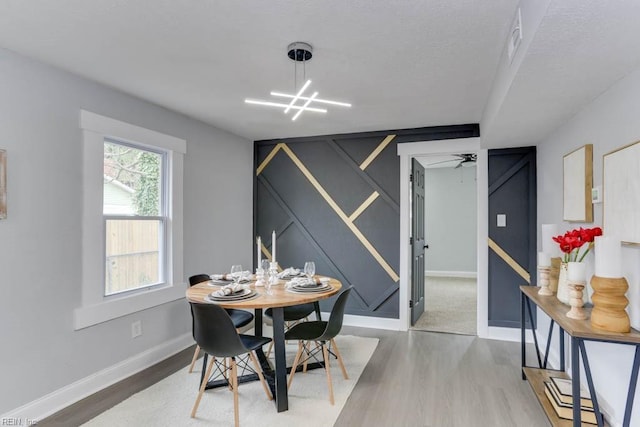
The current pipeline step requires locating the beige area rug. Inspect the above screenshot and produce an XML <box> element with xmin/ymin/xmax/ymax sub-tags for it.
<box><xmin>413</xmin><ymin>276</ymin><xmax>477</xmax><ymax>335</ymax></box>
<box><xmin>82</xmin><ymin>335</ymin><xmax>378</xmax><ymax>427</ymax></box>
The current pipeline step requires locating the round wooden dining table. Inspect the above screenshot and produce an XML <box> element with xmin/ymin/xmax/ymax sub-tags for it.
<box><xmin>186</xmin><ymin>277</ymin><xmax>342</xmax><ymax>413</ymax></box>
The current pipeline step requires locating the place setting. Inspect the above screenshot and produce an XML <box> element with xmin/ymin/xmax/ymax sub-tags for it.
<box><xmin>208</xmin><ymin>264</ymin><xmax>252</xmax><ymax>285</ymax></box>
<box><xmin>285</xmin><ymin>261</ymin><xmax>333</xmax><ymax>294</ymax></box>
<box><xmin>206</xmin><ymin>264</ymin><xmax>259</xmax><ymax>303</ymax></box>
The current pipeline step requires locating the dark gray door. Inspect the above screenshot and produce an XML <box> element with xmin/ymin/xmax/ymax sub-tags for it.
<box><xmin>411</xmin><ymin>158</ymin><xmax>426</xmax><ymax>325</ymax></box>
<box><xmin>488</xmin><ymin>147</ymin><xmax>537</xmax><ymax>328</ymax></box>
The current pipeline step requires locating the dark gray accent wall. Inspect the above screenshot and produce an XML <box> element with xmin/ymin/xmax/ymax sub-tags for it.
<box><xmin>255</xmin><ymin>125</ymin><xmax>479</xmax><ymax>319</ymax></box>
<box><xmin>488</xmin><ymin>147</ymin><xmax>537</xmax><ymax>328</ymax></box>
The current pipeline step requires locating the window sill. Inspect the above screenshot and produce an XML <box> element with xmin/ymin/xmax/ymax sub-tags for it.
<box><xmin>74</xmin><ymin>282</ymin><xmax>187</xmax><ymax>330</ymax></box>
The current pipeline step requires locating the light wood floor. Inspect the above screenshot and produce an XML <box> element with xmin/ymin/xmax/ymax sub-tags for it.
<box><xmin>39</xmin><ymin>327</ymin><xmax>548</xmax><ymax>427</ymax></box>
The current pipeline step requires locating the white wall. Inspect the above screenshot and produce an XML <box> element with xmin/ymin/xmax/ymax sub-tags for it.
<box><xmin>0</xmin><ymin>48</ymin><xmax>253</xmax><ymax>416</ymax></box>
<box><xmin>424</xmin><ymin>166</ymin><xmax>477</xmax><ymax>274</ymax></box>
<box><xmin>537</xmin><ymin>63</ymin><xmax>640</xmax><ymax>426</ymax></box>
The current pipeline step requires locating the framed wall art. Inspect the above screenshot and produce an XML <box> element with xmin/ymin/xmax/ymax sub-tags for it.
<box><xmin>563</xmin><ymin>144</ymin><xmax>593</xmax><ymax>222</ymax></box>
<box><xmin>0</xmin><ymin>150</ymin><xmax>6</xmax><ymax>219</ymax></box>
<box><xmin>603</xmin><ymin>140</ymin><xmax>640</xmax><ymax>245</ymax></box>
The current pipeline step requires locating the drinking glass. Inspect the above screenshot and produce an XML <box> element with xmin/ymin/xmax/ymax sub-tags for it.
<box><xmin>230</xmin><ymin>264</ymin><xmax>242</xmax><ymax>286</ymax></box>
<box><xmin>304</xmin><ymin>261</ymin><xmax>316</xmax><ymax>283</ymax></box>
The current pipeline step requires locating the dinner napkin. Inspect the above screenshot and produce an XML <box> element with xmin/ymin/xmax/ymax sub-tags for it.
<box><xmin>286</xmin><ymin>277</ymin><xmax>323</xmax><ymax>288</ymax></box>
<box><xmin>211</xmin><ymin>272</ymin><xmax>252</xmax><ymax>283</ymax></box>
<box><xmin>213</xmin><ymin>283</ymin><xmax>247</xmax><ymax>297</ymax></box>
<box><xmin>278</xmin><ymin>267</ymin><xmax>301</xmax><ymax>279</ymax></box>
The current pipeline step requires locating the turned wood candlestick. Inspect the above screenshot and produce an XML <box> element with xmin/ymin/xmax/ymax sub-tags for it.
<box><xmin>591</xmin><ymin>275</ymin><xmax>630</xmax><ymax>333</ymax></box>
<box><xmin>566</xmin><ymin>280</ymin><xmax>587</xmax><ymax>320</ymax></box>
<box><xmin>537</xmin><ymin>266</ymin><xmax>553</xmax><ymax>296</ymax></box>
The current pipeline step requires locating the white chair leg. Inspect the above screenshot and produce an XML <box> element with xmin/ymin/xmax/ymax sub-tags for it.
<box><xmin>322</xmin><ymin>343</ymin><xmax>334</xmax><ymax>405</ymax></box>
<box><xmin>188</xmin><ymin>345</ymin><xmax>200</xmax><ymax>373</ymax></box>
<box><xmin>191</xmin><ymin>356</ymin><xmax>216</xmax><ymax>418</ymax></box>
<box><xmin>331</xmin><ymin>338</ymin><xmax>349</xmax><ymax>379</ymax></box>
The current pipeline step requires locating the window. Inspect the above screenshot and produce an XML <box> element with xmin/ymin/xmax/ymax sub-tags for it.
<box><xmin>103</xmin><ymin>140</ymin><xmax>166</xmax><ymax>296</ymax></box>
<box><xmin>75</xmin><ymin>111</ymin><xmax>186</xmax><ymax>329</ymax></box>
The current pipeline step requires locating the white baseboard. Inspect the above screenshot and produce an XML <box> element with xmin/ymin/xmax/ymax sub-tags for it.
<box><xmin>425</xmin><ymin>270</ymin><xmax>477</xmax><ymax>279</ymax></box>
<box><xmin>320</xmin><ymin>312</ymin><xmax>402</xmax><ymax>331</ymax></box>
<box><xmin>482</xmin><ymin>326</ymin><xmax>533</xmax><ymax>343</ymax></box>
<box><xmin>3</xmin><ymin>333</ymin><xmax>194</xmax><ymax>422</ymax></box>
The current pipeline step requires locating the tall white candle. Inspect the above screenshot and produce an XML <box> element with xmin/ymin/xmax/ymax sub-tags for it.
<box><xmin>567</xmin><ymin>262</ymin><xmax>587</xmax><ymax>282</ymax></box>
<box><xmin>541</xmin><ymin>224</ymin><xmax>560</xmax><ymax>257</ymax></box>
<box><xmin>272</xmin><ymin>230</ymin><xmax>276</xmax><ymax>263</ymax></box>
<box><xmin>594</xmin><ymin>236</ymin><xmax>622</xmax><ymax>278</ymax></box>
<box><xmin>538</xmin><ymin>251</ymin><xmax>551</xmax><ymax>267</ymax></box>
<box><xmin>257</xmin><ymin>236</ymin><xmax>262</xmax><ymax>266</ymax></box>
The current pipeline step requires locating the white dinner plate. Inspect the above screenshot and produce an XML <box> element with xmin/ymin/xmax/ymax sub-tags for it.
<box><xmin>208</xmin><ymin>288</ymin><xmax>254</xmax><ymax>301</ymax></box>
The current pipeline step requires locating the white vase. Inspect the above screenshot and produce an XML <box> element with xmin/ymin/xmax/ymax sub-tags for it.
<box><xmin>556</xmin><ymin>262</ymin><xmax>570</xmax><ymax>305</ymax></box>
<box><xmin>557</xmin><ymin>262</ymin><xmax>589</xmax><ymax>305</ymax></box>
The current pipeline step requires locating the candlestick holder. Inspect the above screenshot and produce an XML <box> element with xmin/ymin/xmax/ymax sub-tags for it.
<box><xmin>254</xmin><ymin>268</ymin><xmax>266</xmax><ymax>287</ymax></box>
<box><xmin>267</xmin><ymin>262</ymin><xmax>279</xmax><ymax>293</ymax></box>
<box><xmin>537</xmin><ymin>265</ymin><xmax>553</xmax><ymax>296</ymax></box>
<box><xmin>590</xmin><ymin>275</ymin><xmax>630</xmax><ymax>333</ymax></box>
<box><xmin>566</xmin><ymin>280</ymin><xmax>587</xmax><ymax>320</ymax></box>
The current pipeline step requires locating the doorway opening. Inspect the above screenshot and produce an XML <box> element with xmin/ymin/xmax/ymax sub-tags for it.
<box><xmin>411</xmin><ymin>154</ymin><xmax>477</xmax><ymax>335</ymax></box>
<box><xmin>398</xmin><ymin>137</ymin><xmax>487</xmax><ymax>336</ymax></box>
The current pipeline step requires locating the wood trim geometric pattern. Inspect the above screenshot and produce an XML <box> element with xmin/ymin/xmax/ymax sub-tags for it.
<box><xmin>487</xmin><ymin>237</ymin><xmax>531</xmax><ymax>284</ymax></box>
<box><xmin>360</xmin><ymin>135</ymin><xmax>395</xmax><ymax>170</ymax></box>
<box><xmin>255</xmin><ymin>124</ymin><xmax>480</xmax><ymax>319</ymax></box>
<box><xmin>257</xmin><ymin>142</ymin><xmax>399</xmax><ymax>282</ymax></box>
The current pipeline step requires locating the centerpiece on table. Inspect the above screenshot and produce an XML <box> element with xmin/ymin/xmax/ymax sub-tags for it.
<box><xmin>552</xmin><ymin>226</ymin><xmax>602</xmax><ymax>305</ymax></box>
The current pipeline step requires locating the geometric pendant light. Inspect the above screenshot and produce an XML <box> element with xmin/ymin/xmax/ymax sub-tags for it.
<box><xmin>244</xmin><ymin>42</ymin><xmax>352</xmax><ymax>121</ymax></box>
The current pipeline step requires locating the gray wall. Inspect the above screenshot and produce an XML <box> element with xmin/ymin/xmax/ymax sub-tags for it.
<box><xmin>423</xmin><ymin>166</ymin><xmax>477</xmax><ymax>274</ymax></box>
<box><xmin>537</xmin><ymin>64</ymin><xmax>640</xmax><ymax>424</ymax></box>
<box><xmin>0</xmin><ymin>48</ymin><xmax>253</xmax><ymax>414</ymax></box>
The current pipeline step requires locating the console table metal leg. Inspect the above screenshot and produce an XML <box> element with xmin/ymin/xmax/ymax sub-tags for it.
<box><xmin>560</xmin><ymin>327</ymin><xmax>565</xmax><ymax>371</ymax></box>
<box><xmin>571</xmin><ymin>337</ymin><xmax>581</xmax><ymax>426</ymax></box>
<box><xmin>578</xmin><ymin>340</ymin><xmax>603</xmax><ymax>426</ymax></box>
<box><xmin>543</xmin><ymin>320</ymin><xmax>555</xmax><ymax>369</ymax></box>
<box><xmin>623</xmin><ymin>346</ymin><xmax>640</xmax><ymax>427</ymax></box>
<box><xmin>525</xmin><ymin>298</ymin><xmax>543</xmax><ymax>368</ymax></box>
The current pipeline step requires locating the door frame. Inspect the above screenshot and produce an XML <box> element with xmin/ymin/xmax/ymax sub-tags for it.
<box><xmin>398</xmin><ymin>137</ymin><xmax>489</xmax><ymax>336</ymax></box>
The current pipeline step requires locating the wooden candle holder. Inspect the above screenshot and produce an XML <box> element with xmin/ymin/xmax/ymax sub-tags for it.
<box><xmin>566</xmin><ymin>280</ymin><xmax>587</xmax><ymax>320</ymax></box>
<box><xmin>549</xmin><ymin>257</ymin><xmax>562</xmax><ymax>293</ymax></box>
<box><xmin>590</xmin><ymin>275</ymin><xmax>630</xmax><ymax>333</ymax></box>
<box><xmin>537</xmin><ymin>266</ymin><xmax>553</xmax><ymax>296</ymax></box>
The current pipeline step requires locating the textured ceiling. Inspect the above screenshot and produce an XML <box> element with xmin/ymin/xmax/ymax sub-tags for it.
<box><xmin>482</xmin><ymin>0</ymin><xmax>640</xmax><ymax>148</ymax></box>
<box><xmin>0</xmin><ymin>0</ymin><xmax>517</xmax><ymax>141</ymax></box>
<box><xmin>0</xmin><ymin>1</ymin><xmax>638</xmax><ymax>145</ymax></box>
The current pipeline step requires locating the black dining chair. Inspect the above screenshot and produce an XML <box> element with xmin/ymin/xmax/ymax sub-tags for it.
<box><xmin>189</xmin><ymin>302</ymin><xmax>272</xmax><ymax>426</ymax></box>
<box><xmin>284</xmin><ymin>287</ymin><xmax>352</xmax><ymax>405</ymax></box>
<box><xmin>263</xmin><ymin>302</ymin><xmax>317</xmax><ymax>357</ymax></box>
<box><xmin>187</xmin><ymin>274</ymin><xmax>254</xmax><ymax>373</ymax></box>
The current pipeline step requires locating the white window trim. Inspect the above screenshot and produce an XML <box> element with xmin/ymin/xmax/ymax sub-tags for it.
<box><xmin>75</xmin><ymin>110</ymin><xmax>186</xmax><ymax>330</ymax></box>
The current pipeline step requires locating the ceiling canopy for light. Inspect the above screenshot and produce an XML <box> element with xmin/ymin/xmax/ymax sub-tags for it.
<box><xmin>244</xmin><ymin>42</ymin><xmax>352</xmax><ymax>121</ymax></box>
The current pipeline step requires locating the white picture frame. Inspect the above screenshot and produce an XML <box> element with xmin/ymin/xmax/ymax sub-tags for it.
<box><xmin>603</xmin><ymin>140</ymin><xmax>640</xmax><ymax>245</ymax></box>
<box><xmin>563</xmin><ymin>144</ymin><xmax>593</xmax><ymax>222</ymax></box>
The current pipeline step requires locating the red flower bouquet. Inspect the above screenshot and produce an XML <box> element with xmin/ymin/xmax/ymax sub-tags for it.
<box><xmin>552</xmin><ymin>227</ymin><xmax>603</xmax><ymax>262</ymax></box>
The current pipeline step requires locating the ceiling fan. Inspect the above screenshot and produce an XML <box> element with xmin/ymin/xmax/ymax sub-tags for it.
<box><xmin>427</xmin><ymin>153</ymin><xmax>477</xmax><ymax>169</ymax></box>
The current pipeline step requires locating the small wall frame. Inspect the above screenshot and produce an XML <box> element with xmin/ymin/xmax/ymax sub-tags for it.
<box><xmin>603</xmin><ymin>140</ymin><xmax>640</xmax><ymax>245</ymax></box>
<box><xmin>0</xmin><ymin>149</ymin><xmax>6</xmax><ymax>219</ymax></box>
<box><xmin>563</xmin><ymin>144</ymin><xmax>593</xmax><ymax>223</ymax></box>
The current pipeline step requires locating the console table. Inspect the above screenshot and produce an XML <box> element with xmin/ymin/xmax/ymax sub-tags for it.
<box><xmin>520</xmin><ymin>285</ymin><xmax>640</xmax><ymax>426</ymax></box>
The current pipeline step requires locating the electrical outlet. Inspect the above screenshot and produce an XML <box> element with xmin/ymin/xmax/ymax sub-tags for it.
<box><xmin>131</xmin><ymin>320</ymin><xmax>142</xmax><ymax>338</ymax></box>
